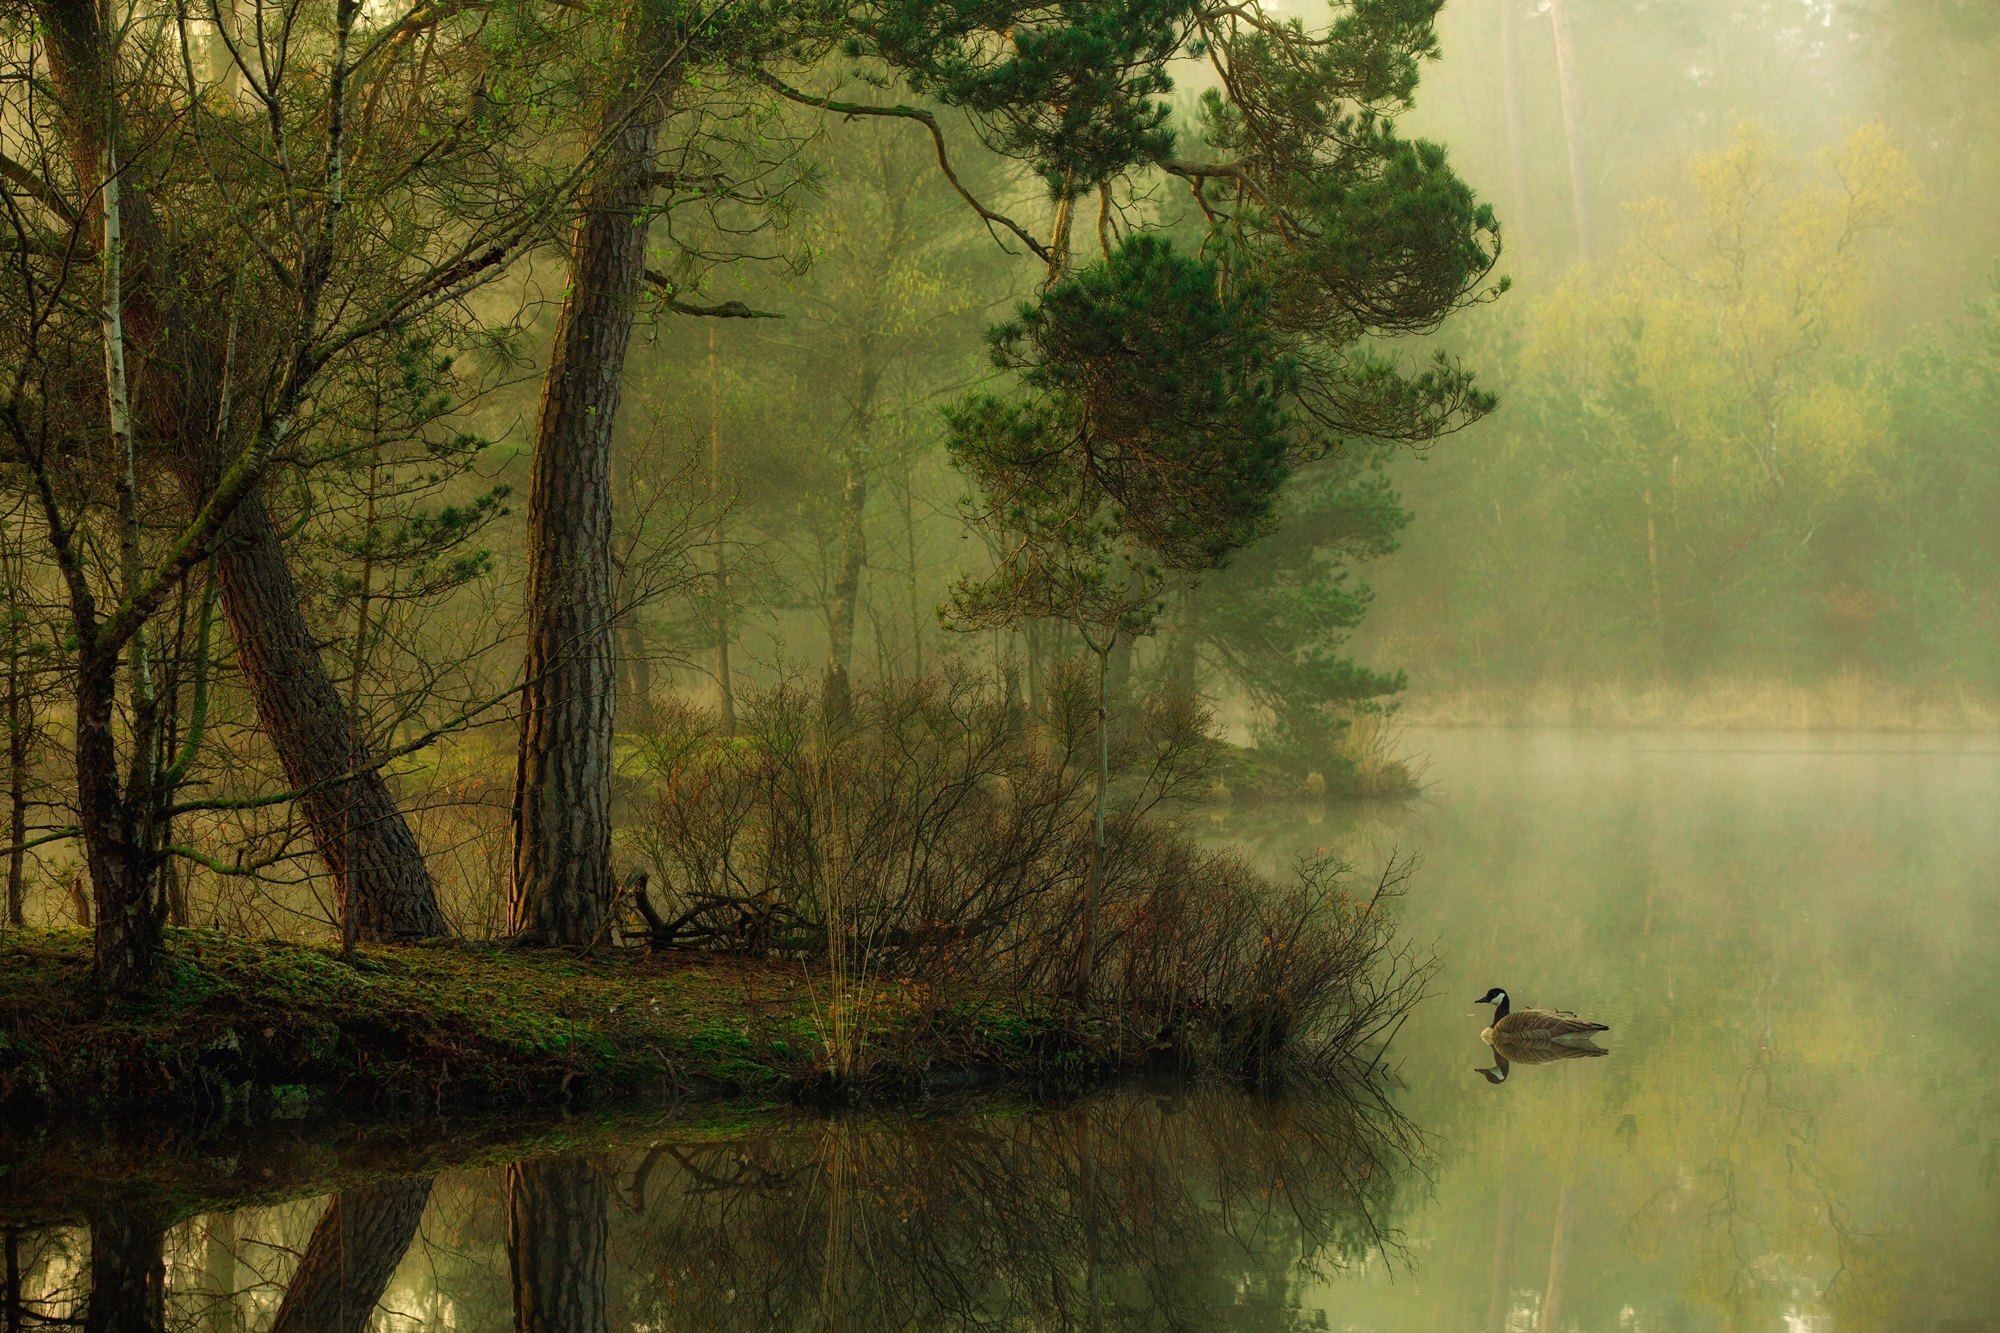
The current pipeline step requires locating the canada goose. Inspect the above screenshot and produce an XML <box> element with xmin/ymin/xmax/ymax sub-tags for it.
<box><xmin>1473</xmin><ymin>987</ymin><xmax>1610</xmax><ymax>1050</ymax></box>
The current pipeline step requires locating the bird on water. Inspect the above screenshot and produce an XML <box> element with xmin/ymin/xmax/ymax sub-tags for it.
<box><xmin>1473</xmin><ymin>987</ymin><xmax>1609</xmax><ymax>1048</ymax></box>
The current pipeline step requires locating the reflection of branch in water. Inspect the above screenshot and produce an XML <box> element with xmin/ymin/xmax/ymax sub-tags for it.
<box><xmin>613</xmin><ymin>1079</ymin><xmax>1427</xmax><ymax>1331</ymax></box>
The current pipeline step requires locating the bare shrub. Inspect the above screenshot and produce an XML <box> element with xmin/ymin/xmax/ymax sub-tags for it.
<box><xmin>621</xmin><ymin>665</ymin><xmax>1430</xmax><ymax>1077</ymax></box>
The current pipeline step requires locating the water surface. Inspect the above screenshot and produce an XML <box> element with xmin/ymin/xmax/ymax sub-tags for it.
<box><xmin>4</xmin><ymin>728</ymin><xmax>1994</xmax><ymax>1329</ymax></box>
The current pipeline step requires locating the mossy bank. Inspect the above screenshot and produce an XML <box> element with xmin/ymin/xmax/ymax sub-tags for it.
<box><xmin>0</xmin><ymin>929</ymin><xmax>1106</xmax><ymax>1113</ymax></box>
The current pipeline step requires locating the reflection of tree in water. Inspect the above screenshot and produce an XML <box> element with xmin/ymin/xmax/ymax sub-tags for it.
<box><xmin>609</xmin><ymin>1083</ymin><xmax>1420</xmax><ymax>1332</ymax></box>
<box><xmin>4</xmin><ymin>1081</ymin><xmax>1420</xmax><ymax>1331</ymax></box>
<box><xmin>510</xmin><ymin>1157</ymin><xmax>611</xmax><ymax>1333</ymax></box>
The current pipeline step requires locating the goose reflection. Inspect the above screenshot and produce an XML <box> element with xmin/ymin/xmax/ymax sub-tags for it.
<box><xmin>1474</xmin><ymin>1033</ymin><xmax>1610</xmax><ymax>1084</ymax></box>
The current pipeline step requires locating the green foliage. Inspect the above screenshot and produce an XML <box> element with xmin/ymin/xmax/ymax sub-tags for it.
<box><xmin>853</xmin><ymin>0</ymin><xmax>1192</xmax><ymax>193</ymax></box>
<box><xmin>951</xmin><ymin>235</ymin><xmax>1295</xmax><ymax>572</ymax></box>
<box><xmin>1188</xmin><ymin>449</ymin><xmax>1411</xmax><ymax>763</ymax></box>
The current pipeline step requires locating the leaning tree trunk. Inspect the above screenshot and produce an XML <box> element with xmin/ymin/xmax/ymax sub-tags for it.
<box><xmin>507</xmin><ymin>1158</ymin><xmax>609</xmax><ymax>1333</ymax></box>
<box><xmin>509</xmin><ymin>78</ymin><xmax>669</xmax><ymax>944</ymax></box>
<box><xmin>216</xmin><ymin>492</ymin><xmax>447</xmax><ymax>939</ymax></box>
<box><xmin>269</xmin><ymin>1177</ymin><xmax>433</xmax><ymax>1333</ymax></box>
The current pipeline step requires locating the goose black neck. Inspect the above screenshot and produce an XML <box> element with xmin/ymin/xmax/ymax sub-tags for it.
<box><xmin>1493</xmin><ymin>992</ymin><xmax>1511</xmax><ymax>1020</ymax></box>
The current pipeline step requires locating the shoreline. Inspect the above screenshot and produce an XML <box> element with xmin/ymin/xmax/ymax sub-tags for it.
<box><xmin>0</xmin><ymin>929</ymin><xmax>1126</xmax><ymax>1116</ymax></box>
<box><xmin>1386</xmin><ymin>677</ymin><xmax>2000</xmax><ymax>733</ymax></box>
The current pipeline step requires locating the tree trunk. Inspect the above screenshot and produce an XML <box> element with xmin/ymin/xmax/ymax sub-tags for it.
<box><xmin>1540</xmin><ymin>1180</ymin><xmax>1575</xmax><ymax>1333</ymax></box>
<box><xmin>1485</xmin><ymin>1176</ymin><xmax>1517</xmax><ymax>1333</ymax></box>
<box><xmin>510</xmin><ymin>65</ymin><xmax>669</xmax><ymax>944</ymax></box>
<box><xmin>76</xmin><ymin>646</ymin><xmax>159</xmax><ymax>990</ymax></box>
<box><xmin>1548</xmin><ymin>0</ymin><xmax>1592</xmax><ymax>262</ymax></box>
<box><xmin>618</xmin><ymin>620</ymin><xmax>651</xmax><ymax>720</ymax></box>
<box><xmin>216</xmin><ymin>492</ymin><xmax>447</xmax><ymax>940</ymax></box>
<box><xmin>824</xmin><ymin>456</ymin><xmax>868</xmax><ymax>718</ymax></box>
<box><xmin>709</xmin><ymin>328</ymin><xmax>736</xmax><ymax>736</ymax></box>
<box><xmin>1499</xmin><ymin>0</ymin><xmax>1534</xmax><ymax>257</ymax></box>
<box><xmin>1163</xmin><ymin>585</ymin><xmax>1199</xmax><ymax>699</ymax></box>
<box><xmin>84</xmin><ymin>1203</ymin><xmax>165</xmax><ymax>1333</ymax></box>
<box><xmin>5</xmin><ymin>629</ymin><xmax>26</xmax><ymax>929</ymax></box>
<box><xmin>508</xmin><ymin>1158</ymin><xmax>609</xmax><ymax>1333</ymax></box>
<box><xmin>825</xmin><ymin>362</ymin><xmax>879</xmax><ymax>719</ymax></box>
<box><xmin>269</xmin><ymin>1177</ymin><xmax>432</xmax><ymax>1333</ymax></box>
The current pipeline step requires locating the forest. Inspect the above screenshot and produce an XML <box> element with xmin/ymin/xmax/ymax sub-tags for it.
<box><xmin>4</xmin><ymin>0</ymin><xmax>1999</xmax><ymax>1327</ymax></box>
<box><xmin>0</xmin><ymin>0</ymin><xmax>1989</xmax><ymax>1038</ymax></box>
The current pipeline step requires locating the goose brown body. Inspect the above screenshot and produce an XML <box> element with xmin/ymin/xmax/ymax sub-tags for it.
<box><xmin>1475</xmin><ymin>988</ymin><xmax>1609</xmax><ymax>1050</ymax></box>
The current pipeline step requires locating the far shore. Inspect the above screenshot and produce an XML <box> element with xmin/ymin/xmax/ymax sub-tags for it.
<box><xmin>1384</xmin><ymin>675</ymin><xmax>2000</xmax><ymax>732</ymax></box>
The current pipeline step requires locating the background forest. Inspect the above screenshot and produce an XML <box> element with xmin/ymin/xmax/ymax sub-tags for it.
<box><xmin>1350</xmin><ymin>0</ymin><xmax>2000</xmax><ymax>720</ymax></box>
<box><xmin>0</xmin><ymin>0</ymin><xmax>1993</xmax><ymax>951</ymax></box>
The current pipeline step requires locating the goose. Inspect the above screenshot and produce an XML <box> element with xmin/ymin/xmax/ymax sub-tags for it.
<box><xmin>1474</xmin><ymin>987</ymin><xmax>1609</xmax><ymax>1050</ymax></box>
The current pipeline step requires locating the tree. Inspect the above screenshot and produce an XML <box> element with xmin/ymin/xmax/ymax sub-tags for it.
<box><xmin>1171</xmin><ymin>448</ymin><xmax>1412</xmax><ymax>771</ymax></box>
<box><xmin>510</xmin><ymin>7</ymin><xmax>814</xmax><ymax>943</ymax></box>
<box><xmin>1</xmin><ymin>0</ymin><xmax>596</xmax><ymax>985</ymax></box>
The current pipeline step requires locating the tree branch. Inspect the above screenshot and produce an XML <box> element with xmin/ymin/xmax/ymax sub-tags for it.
<box><xmin>0</xmin><ymin>152</ymin><xmax>81</xmax><ymax>227</ymax></box>
<box><xmin>749</xmin><ymin>74</ymin><xmax>1052</xmax><ymax>263</ymax></box>
<box><xmin>642</xmin><ymin>271</ymin><xmax>781</xmax><ymax>318</ymax></box>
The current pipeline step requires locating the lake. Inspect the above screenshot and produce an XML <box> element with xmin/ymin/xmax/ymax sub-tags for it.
<box><xmin>4</xmin><ymin>728</ymin><xmax>1995</xmax><ymax>1330</ymax></box>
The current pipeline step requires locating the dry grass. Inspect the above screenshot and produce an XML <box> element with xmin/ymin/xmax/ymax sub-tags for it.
<box><xmin>1397</xmin><ymin>671</ymin><xmax>2000</xmax><ymax>731</ymax></box>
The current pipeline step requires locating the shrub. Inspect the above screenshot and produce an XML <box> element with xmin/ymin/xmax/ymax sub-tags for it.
<box><xmin>620</xmin><ymin>666</ymin><xmax>1429</xmax><ymax>1078</ymax></box>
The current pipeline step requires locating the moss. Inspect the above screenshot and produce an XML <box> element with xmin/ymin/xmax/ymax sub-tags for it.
<box><xmin>0</xmin><ymin>928</ymin><xmax>1116</xmax><ymax>1112</ymax></box>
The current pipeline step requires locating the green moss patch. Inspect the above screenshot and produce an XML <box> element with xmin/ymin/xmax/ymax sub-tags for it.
<box><xmin>0</xmin><ymin>929</ymin><xmax>1097</xmax><ymax>1113</ymax></box>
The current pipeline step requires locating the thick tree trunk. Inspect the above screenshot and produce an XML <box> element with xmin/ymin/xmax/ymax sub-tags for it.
<box><xmin>510</xmin><ymin>79</ymin><xmax>668</xmax><ymax>944</ymax></box>
<box><xmin>216</xmin><ymin>492</ymin><xmax>447</xmax><ymax>940</ymax></box>
<box><xmin>269</xmin><ymin>1177</ymin><xmax>433</xmax><ymax>1333</ymax></box>
<box><xmin>76</xmin><ymin>647</ymin><xmax>159</xmax><ymax>990</ymax></box>
<box><xmin>507</xmin><ymin>1158</ymin><xmax>609</xmax><ymax>1333</ymax></box>
<box><xmin>84</xmin><ymin>1203</ymin><xmax>165</xmax><ymax>1333</ymax></box>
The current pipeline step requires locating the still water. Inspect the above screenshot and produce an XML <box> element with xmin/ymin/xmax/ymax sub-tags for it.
<box><xmin>3</xmin><ymin>729</ymin><xmax>1995</xmax><ymax>1330</ymax></box>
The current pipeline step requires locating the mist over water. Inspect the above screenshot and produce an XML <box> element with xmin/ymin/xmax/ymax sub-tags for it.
<box><xmin>8</xmin><ymin>730</ymin><xmax>1992</xmax><ymax>1329</ymax></box>
<box><xmin>1232</xmin><ymin>727</ymin><xmax>2000</xmax><ymax>1329</ymax></box>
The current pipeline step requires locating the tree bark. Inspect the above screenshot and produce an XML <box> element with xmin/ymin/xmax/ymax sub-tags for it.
<box><xmin>508</xmin><ymin>1158</ymin><xmax>609</xmax><ymax>1333</ymax></box>
<box><xmin>510</xmin><ymin>59</ymin><xmax>669</xmax><ymax>943</ymax></box>
<box><xmin>84</xmin><ymin>1203</ymin><xmax>165</xmax><ymax>1333</ymax></box>
<box><xmin>216</xmin><ymin>492</ymin><xmax>447</xmax><ymax>940</ymax></box>
<box><xmin>76</xmin><ymin>645</ymin><xmax>158</xmax><ymax>990</ymax></box>
<box><xmin>269</xmin><ymin>1177</ymin><xmax>433</xmax><ymax>1333</ymax></box>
